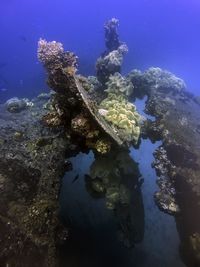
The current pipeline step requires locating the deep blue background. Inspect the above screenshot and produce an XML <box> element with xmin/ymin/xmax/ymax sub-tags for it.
<box><xmin>0</xmin><ymin>0</ymin><xmax>200</xmax><ymax>102</ymax></box>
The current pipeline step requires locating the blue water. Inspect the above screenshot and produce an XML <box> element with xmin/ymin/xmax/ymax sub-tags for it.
<box><xmin>0</xmin><ymin>0</ymin><xmax>200</xmax><ymax>103</ymax></box>
<box><xmin>59</xmin><ymin>99</ymin><xmax>185</xmax><ymax>266</ymax></box>
<box><xmin>60</xmin><ymin>139</ymin><xmax>184</xmax><ymax>267</ymax></box>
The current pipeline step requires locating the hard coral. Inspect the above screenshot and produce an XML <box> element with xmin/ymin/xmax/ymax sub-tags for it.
<box><xmin>143</xmin><ymin>67</ymin><xmax>186</xmax><ymax>92</ymax></box>
<box><xmin>6</xmin><ymin>97</ymin><xmax>33</xmax><ymax>113</ymax></box>
<box><xmin>128</xmin><ymin>67</ymin><xmax>186</xmax><ymax>98</ymax></box>
<box><xmin>38</xmin><ymin>38</ymin><xmax>78</xmax><ymax>74</ymax></box>
<box><xmin>71</xmin><ymin>114</ymin><xmax>99</xmax><ymax>139</ymax></box>
<box><xmin>104</xmin><ymin>18</ymin><xmax>120</xmax><ymax>52</ymax></box>
<box><xmin>95</xmin><ymin>139</ymin><xmax>111</xmax><ymax>154</ymax></box>
<box><xmin>104</xmin><ymin>45</ymin><xmax>128</xmax><ymax>70</ymax></box>
<box><xmin>100</xmin><ymin>93</ymin><xmax>141</xmax><ymax>144</ymax></box>
<box><xmin>37</xmin><ymin>39</ymin><xmax>64</xmax><ymax>70</ymax></box>
<box><xmin>42</xmin><ymin>112</ymin><xmax>63</xmax><ymax>127</ymax></box>
<box><xmin>105</xmin><ymin>72</ymin><xmax>133</xmax><ymax>96</ymax></box>
<box><xmin>96</xmin><ymin>17</ymin><xmax>128</xmax><ymax>85</ymax></box>
<box><xmin>96</xmin><ymin>44</ymin><xmax>128</xmax><ymax>84</ymax></box>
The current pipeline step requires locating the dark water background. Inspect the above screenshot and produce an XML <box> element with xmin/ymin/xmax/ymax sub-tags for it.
<box><xmin>0</xmin><ymin>0</ymin><xmax>200</xmax><ymax>102</ymax></box>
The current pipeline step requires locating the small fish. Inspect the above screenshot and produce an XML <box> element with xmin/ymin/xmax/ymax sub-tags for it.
<box><xmin>72</xmin><ymin>174</ymin><xmax>79</xmax><ymax>183</ymax></box>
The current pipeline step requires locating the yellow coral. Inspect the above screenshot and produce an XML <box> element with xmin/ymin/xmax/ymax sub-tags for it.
<box><xmin>100</xmin><ymin>93</ymin><xmax>141</xmax><ymax>144</ymax></box>
<box><xmin>95</xmin><ymin>139</ymin><xmax>111</xmax><ymax>154</ymax></box>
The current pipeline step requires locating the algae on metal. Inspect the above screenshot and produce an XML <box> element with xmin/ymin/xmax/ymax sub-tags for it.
<box><xmin>0</xmin><ymin>95</ymin><xmax>71</xmax><ymax>267</ymax></box>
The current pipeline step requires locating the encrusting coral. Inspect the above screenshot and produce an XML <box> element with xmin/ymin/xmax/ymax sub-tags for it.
<box><xmin>94</xmin><ymin>139</ymin><xmax>111</xmax><ymax>154</ymax></box>
<box><xmin>127</xmin><ymin>67</ymin><xmax>186</xmax><ymax>97</ymax></box>
<box><xmin>96</xmin><ymin>44</ymin><xmax>128</xmax><ymax>84</ymax></box>
<box><xmin>38</xmin><ymin>38</ymin><xmax>77</xmax><ymax>75</ymax></box>
<box><xmin>37</xmin><ymin>18</ymin><xmax>141</xmax><ymax>152</ymax></box>
<box><xmin>96</xmin><ymin>17</ymin><xmax>128</xmax><ymax>84</ymax></box>
<box><xmin>37</xmin><ymin>39</ymin><xmax>64</xmax><ymax>68</ymax></box>
<box><xmin>87</xmin><ymin>151</ymin><xmax>132</xmax><ymax>210</ymax></box>
<box><xmin>94</xmin><ymin>18</ymin><xmax>141</xmax><ymax>145</ymax></box>
<box><xmin>104</xmin><ymin>17</ymin><xmax>121</xmax><ymax>52</ymax></box>
<box><xmin>38</xmin><ymin>38</ymin><xmax>125</xmax><ymax>153</ymax></box>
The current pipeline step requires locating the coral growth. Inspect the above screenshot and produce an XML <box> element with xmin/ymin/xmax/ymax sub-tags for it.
<box><xmin>38</xmin><ymin>37</ymin><xmax>130</xmax><ymax>153</ymax></box>
<box><xmin>38</xmin><ymin>21</ymin><xmax>139</xmax><ymax>151</ymax></box>
<box><xmin>104</xmin><ymin>18</ymin><xmax>121</xmax><ymax>52</ymax></box>
<box><xmin>38</xmin><ymin>38</ymin><xmax>77</xmax><ymax>73</ymax></box>
<box><xmin>37</xmin><ymin>39</ymin><xmax>64</xmax><ymax>69</ymax></box>
<box><xmin>98</xmin><ymin>68</ymin><xmax>140</xmax><ymax>145</ymax></box>
<box><xmin>71</xmin><ymin>114</ymin><xmax>99</xmax><ymax>139</ymax></box>
<box><xmin>96</xmin><ymin>44</ymin><xmax>128</xmax><ymax>84</ymax></box>
<box><xmin>85</xmin><ymin>148</ymin><xmax>144</xmax><ymax>247</ymax></box>
<box><xmin>5</xmin><ymin>97</ymin><xmax>34</xmax><ymax>113</ymax></box>
<box><xmin>94</xmin><ymin>139</ymin><xmax>111</xmax><ymax>154</ymax></box>
<box><xmin>143</xmin><ymin>67</ymin><xmax>186</xmax><ymax>92</ymax></box>
<box><xmin>3</xmin><ymin>16</ymin><xmax>200</xmax><ymax>267</ymax></box>
<box><xmin>94</xmin><ymin>18</ymin><xmax>141</xmax><ymax>145</ymax></box>
<box><xmin>37</xmin><ymin>20</ymin><xmax>142</xmax><ymax>153</ymax></box>
<box><xmin>100</xmin><ymin>93</ymin><xmax>141</xmax><ymax>144</ymax></box>
<box><xmin>0</xmin><ymin>95</ymin><xmax>70</xmax><ymax>266</ymax></box>
<box><xmin>88</xmin><ymin>151</ymin><xmax>136</xmax><ymax>210</ymax></box>
<box><xmin>38</xmin><ymin>38</ymin><xmax>78</xmax><ymax>98</ymax></box>
<box><xmin>96</xmin><ymin>18</ymin><xmax>128</xmax><ymax>84</ymax></box>
<box><xmin>37</xmin><ymin>39</ymin><xmax>83</xmax><ymax>130</ymax></box>
<box><xmin>105</xmin><ymin>72</ymin><xmax>133</xmax><ymax>96</ymax></box>
<box><xmin>128</xmin><ymin>67</ymin><xmax>186</xmax><ymax>98</ymax></box>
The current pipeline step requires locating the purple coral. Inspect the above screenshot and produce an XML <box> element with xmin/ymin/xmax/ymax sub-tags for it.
<box><xmin>37</xmin><ymin>38</ymin><xmax>64</xmax><ymax>68</ymax></box>
<box><xmin>37</xmin><ymin>38</ymin><xmax>78</xmax><ymax>73</ymax></box>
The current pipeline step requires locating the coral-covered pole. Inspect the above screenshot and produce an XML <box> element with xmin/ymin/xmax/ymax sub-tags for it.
<box><xmin>96</xmin><ymin>18</ymin><xmax>128</xmax><ymax>84</ymax></box>
<box><xmin>104</xmin><ymin>18</ymin><xmax>121</xmax><ymax>53</ymax></box>
<box><xmin>37</xmin><ymin>39</ymin><xmax>81</xmax><ymax>126</ymax></box>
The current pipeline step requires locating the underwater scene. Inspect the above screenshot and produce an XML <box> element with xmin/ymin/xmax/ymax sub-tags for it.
<box><xmin>1</xmin><ymin>0</ymin><xmax>200</xmax><ymax>267</ymax></box>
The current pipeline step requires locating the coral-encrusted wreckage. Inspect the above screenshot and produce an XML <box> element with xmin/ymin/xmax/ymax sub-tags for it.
<box><xmin>1</xmin><ymin>18</ymin><xmax>200</xmax><ymax>267</ymax></box>
<box><xmin>37</xmin><ymin>18</ymin><xmax>141</xmax><ymax>154</ymax></box>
